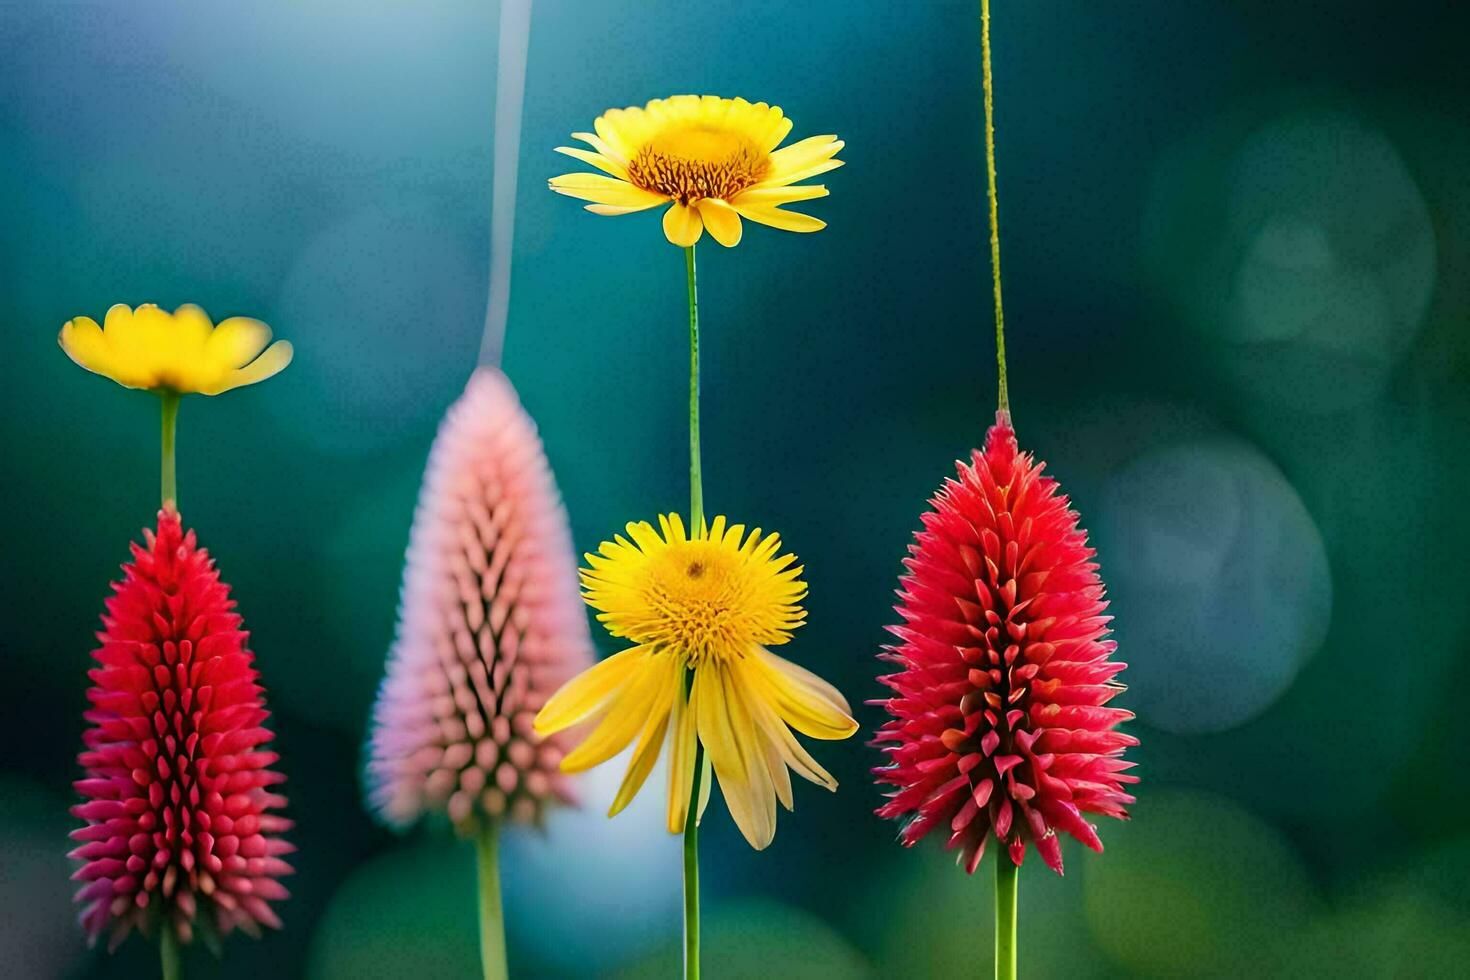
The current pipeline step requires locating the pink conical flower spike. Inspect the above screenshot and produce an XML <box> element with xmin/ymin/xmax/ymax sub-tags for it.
<box><xmin>368</xmin><ymin>366</ymin><xmax>593</xmax><ymax>832</ymax></box>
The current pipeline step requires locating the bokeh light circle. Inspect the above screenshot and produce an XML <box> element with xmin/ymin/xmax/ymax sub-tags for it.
<box><xmin>1144</xmin><ymin>105</ymin><xmax>1435</xmax><ymax>414</ymax></box>
<box><xmin>500</xmin><ymin>748</ymin><xmax>683</xmax><ymax>973</ymax></box>
<box><xmin>1097</xmin><ymin>437</ymin><xmax>1331</xmax><ymax>734</ymax></box>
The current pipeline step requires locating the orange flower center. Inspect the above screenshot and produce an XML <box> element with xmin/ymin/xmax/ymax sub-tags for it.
<box><xmin>625</xmin><ymin>127</ymin><xmax>770</xmax><ymax>204</ymax></box>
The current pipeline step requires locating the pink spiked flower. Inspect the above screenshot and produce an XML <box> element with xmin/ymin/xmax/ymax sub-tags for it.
<box><xmin>368</xmin><ymin>366</ymin><xmax>594</xmax><ymax>831</ymax></box>
<box><xmin>873</xmin><ymin>413</ymin><xmax>1138</xmax><ymax>875</ymax></box>
<box><xmin>70</xmin><ymin>508</ymin><xmax>293</xmax><ymax>948</ymax></box>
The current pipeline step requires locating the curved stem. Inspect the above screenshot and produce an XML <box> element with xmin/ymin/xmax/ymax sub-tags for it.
<box><xmin>160</xmin><ymin>391</ymin><xmax>180</xmax><ymax>509</ymax></box>
<box><xmin>682</xmin><ymin>740</ymin><xmax>704</xmax><ymax>980</ymax></box>
<box><xmin>981</xmin><ymin>0</ymin><xmax>1010</xmax><ymax>415</ymax></box>
<box><xmin>685</xmin><ymin>243</ymin><xmax>703</xmax><ymax>530</ymax></box>
<box><xmin>994</xmin><ymin>852</ymin><xmax>1018</xmax><ymax>980</ymax></box>
<box><xmin>160</xmin><ymin>928</ymin><xmax>180</xmax><ymax>980</ymax></box>
<box><xmin>475</xmin><ymin>821</ymin><xmax>508</xmax><ymax>980</ymax></box>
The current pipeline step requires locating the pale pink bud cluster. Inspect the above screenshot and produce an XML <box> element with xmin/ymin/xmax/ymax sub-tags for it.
<box><xmin>368</xmin><ymin>367</ymin><xmax>593</xmax><ymax>831</ymax></box>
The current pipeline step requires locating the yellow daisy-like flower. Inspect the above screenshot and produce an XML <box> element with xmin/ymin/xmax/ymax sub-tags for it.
<box><xmin>59</xmin><ymin>303</ymin><xmax>293</xmax><ymax>395</ymax></box>
<box><xmin>534</xmin><ymin>514</ymin><xmax>857</xmax><ymax>850</ymax></box>
<box><xmin>548</xmin><ymin>95</ymin><xmax>844</xmax><ymax>248</ymax></box>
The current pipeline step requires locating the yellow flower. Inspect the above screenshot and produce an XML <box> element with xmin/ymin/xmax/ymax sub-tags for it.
<box><xmin>59</xmin><ymin>303</ymin><xmax>293</xmax><ymax>395</ymax></box>
<box><xmin>533</xmin><ymin>514</ymin><xmax>857</xmax><ymax>849</ymax></box>
<box><xmin>548</xmin><ymin>95</ymin><xmax>844</xmax><ymax>248</ymax></box>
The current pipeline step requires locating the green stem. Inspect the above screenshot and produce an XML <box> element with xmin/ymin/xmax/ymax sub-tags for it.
<box><xmin>682</xmin><ymin>241</ymin><xmax>704</xmax><ymax>980</ymax></box>
<box><xmin>995</xmin><ymin>852</ymin><xmax>1018</xmax><ymax>980</ymax></box>
<box><xmin>981</xmin><ymin>0</ymin><xmax>1009</xmax><ymax>415</ymax></box>
<box><xmin>160</xmin><ymin>391</ymin><xmax>180</xmax><ymax>508</ymax></box>
<box><xmin>475</xmin><ymin>822</ymin><xmax>508</xmax><ymax>980</ymax></box>
<box><xmin>683</xmin><ymin>739</ymin><xmax>704</xmax><ymax>980</ymax></box>
<box><xmin>160</xmin><ymin>928</ymin><xmax>180</xmax><ymax>980</ymax></box>
<box><xmin>685</xmin><ymin>243</ymin><xmax>703</xmax><ymax>530</ymax></box>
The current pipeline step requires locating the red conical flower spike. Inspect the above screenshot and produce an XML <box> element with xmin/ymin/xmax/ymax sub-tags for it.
<box><xmin>873</xmin><ymin>412</ymin><xmax>1137</xmax><ymax>875</ymax></box>
<box><xmin>70</xmin><ymin>508</ymin><xmax>293</xmax><ymax>948</ymax></box>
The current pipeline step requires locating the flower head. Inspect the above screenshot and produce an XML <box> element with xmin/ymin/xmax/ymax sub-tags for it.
<box><xmin>59</xmin><ymin>303</ymin><xmax>292</xmax><ymax>395</ymax></box>
<box><xmin>549</xmin><ymin>95</ymin><xmax>844</xmax><ymax>247</ymax></box>
<box><xmin>368</xmin><ymin>368</ymin><xmax>594</xmax><ymax>832</ymax></box>
<box><xmin>71</xmin><ymin>508</ymin><xmax>292</xmax><ymax>949</ymax></box>
<box><xmin>873</xmin><ymin>414</ymin><xmax>1138</xmax><ymax>875</ymax></box>
<box><xmin>534</xmin><ymin>514</ymin><xmax>857</xmax><ymax>850</ymax></box>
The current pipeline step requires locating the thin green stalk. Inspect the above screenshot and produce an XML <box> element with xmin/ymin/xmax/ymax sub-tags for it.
<box><xmin>995</xmin><ymin>853</ymin><xmax>1018</xmax><ymax>980</ymax></box>
<box><xmin>160</xmin><ymin>928</ymin><xmax>180</xmax><ymax>980</ymax></box>
<box><xmin>981</xmin><ymin>0</ymin><xmax>1009</xmax><ymax>415</ymax></box>
<box><xmin>683</xmin><ymin>740</ymin><xmax>704</xmax><ymax>980</ymax></box>
<box><xmin>685</xmin><ymin>243</ymin><xmax>703</xmax><ymax>530</ymax></box>
<box><xmin>475</xmin><ymin>821</ymin><xmax>508</xmax><ymax>980</ymax></box>
<box><xmin>160</xmin><ymin>391</ymin><xmax>180</xmax><ymax>508</ymax></box>
<box><xmin>682</xmin><ymin>240</ymin><xmax>704</xmax><ymax>979</ymax></box>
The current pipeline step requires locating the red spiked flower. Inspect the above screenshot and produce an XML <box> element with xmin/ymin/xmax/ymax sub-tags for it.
<box><xmin>70</xmin><ymin>508</ymin><xmax>292</xmax><ymax>948</ymax></box>
<box><xmin>873</xmin><ymin>413</ymin><xmax>1137</xmax><ymax>875</ymax></box>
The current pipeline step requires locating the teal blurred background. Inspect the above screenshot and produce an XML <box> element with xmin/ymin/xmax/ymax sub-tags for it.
<box><xmin>3</xmin><ymin>1</ymin><xmax>1469</xmax><ymax>976</ymax></box>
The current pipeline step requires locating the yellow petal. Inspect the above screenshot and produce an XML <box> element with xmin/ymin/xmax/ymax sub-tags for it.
<box><xmin>749</xmin><ymin>650</ymin><xmax>857</xmax><ymax>740</ymax></box>
<box><xmin>571</xmin><ymin>131</ymin><xmax>627</xmax><ymax>165</ymax></box>
<box><xmin>170</xmin><ymin>303</ymin><xmax>215</xmax><ymax>354</ymax></box>
<box><xmin>759</xmin><ymin>647</ymin><xmax>855</xmax><ymax>717</ymax></box>
<box><xmin>733</xmin><ymin>185</ymin><xmax>830</xmax><ymax>207</ymax></box>
<box><xmin>58</xmin><ymin>316</ymin><xmax>115</xmax><ymax>380</ymax></box>
<box><xmin>585</xmin><ymin>202</ymin><xmax>665</xmax><ymax>216</ymax></box>
<box><xmin>696</xmin><ymin>750</ymin><xmax>713</xmax><ymax>822</ymax></box>
<box><xmin>549</xmin><ymin>173</ymin><xmax>668</xmax><ymax>210</ymax></box>
<box><xmin>730</xmin><ymin>202</ymin><xmax>827</xmax><ymax>234</ymax></box>
<box><xmin>696</xmin><ymin>199</ymin><xmax>743</xmax><ymax>248</ymax></box>
<box><xmin>204</xmin><ymin>316</ymin><xmax>272</xmax><ymax>369</ymax></box>
<box><xmin>666</xmin><ymin>673</ymin><xmax>700</xmax><ymax>833</ymax></box>
<box><xmin>534</xmin><ymin>645</ymin><xmax>650</xmax><ymax>735</ymax></box>
<box><xmin>608</xmin><ymin>656</ymin><xmax>680</xmax><ymax>816</ymax></box>
<box><xmin>733</xmin><ymin>661</ymin><xmax>794</xmax><ymax>810</ymax></box>
<box><xmin>710</xmin><ymin>664</ymin><xmax>776</xmax><ymax>849</ymax></box>
<box><xmin>554</xmin><ymin>145</ymin><xmax>630</xmax><ymax>179</ymax></box>
<box><xmin>662</xmin><ymin>202</ymin><xmax>704</xmax><ymax>247</ymax></box>
<box><xmin>203</xmin><ymin>340</ymin><xmax>293</xmax><ymax>395</ymax></box>
<box><xmin>766</xmin><ymin>136</ymin><xmax>844</xmax><ymax>179</ymax></box>
<box><xmin>561</xmin><ymin>658</ymin><xmax>668</xmax><ymax>772</ymax></box>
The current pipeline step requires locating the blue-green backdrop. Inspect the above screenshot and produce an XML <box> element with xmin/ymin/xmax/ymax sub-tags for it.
<box><xmin>3</xmin><ymin>1</ymin><xmax>1468</xmax><ymax>976</ymax></box>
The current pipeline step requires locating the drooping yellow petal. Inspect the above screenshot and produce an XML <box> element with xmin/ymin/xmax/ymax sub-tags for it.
<box><xmin>759</xmin><ymin>647</ymin><xmax>855</xmax><ymax>717</ymax></box>
<box><xmin>693</xmin><ymin>667</ymin><xmax>776</xmax><ymax>852</ymax></box>
<box><xmin>749</xmin><ymin>648</ymin><xmax>858</xmax><ymax>740</ymax></box>
<box><xmin>662</xmin><ymin>202</ymin><xmax>704</xmax><ymax>247</ymax></box>
<box><xmin>534</xmin><ymin>645</ymin><xmax>650</xmax><ymax>735</ymax></box>
<box><xmin>561</xmin><ymin>656</ymin><xmax>670</xmax><ymax>772</ymax></box>
<box><xmin>608</xmin><ymin>655</ymin><xmax>681</xmax><ymax>816</ymax></box>
<box><xmin>696</xmin><ymin>198</ymin><xmax>743</xmax><ymax>248</ymax></box>
<box><xmin>666</xmin><ymin>671</ymin><xmax>700</xmax><ymax>833</ymax></box>
<box><xmin>732</xmin><ymin>659</ymin><xmax>794</xmax><ymax>810</ymax></box>
<box><xmin>737</xmin><ymin>656</ymin><xmax>839</xmax><ymax>792</ymax></box>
